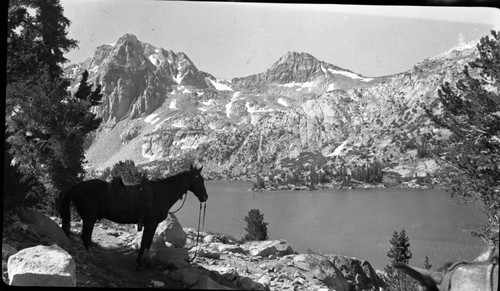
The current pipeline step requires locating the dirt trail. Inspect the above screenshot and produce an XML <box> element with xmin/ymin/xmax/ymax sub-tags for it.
<box><xmin>66</xmin><ymin>223</ymin><xmax>187</xmax><ymax>288</ymax></box>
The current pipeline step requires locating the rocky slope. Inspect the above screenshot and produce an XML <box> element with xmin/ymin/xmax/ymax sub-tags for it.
<box><xmin>64</xmin><ymin>34</ymin><xmax>479</xmax><ymax>187</ymax></box>
<box><xmin>3</xmin><ymin>208</ymin><xmax>386</xmax><ymax>290</ymax></box>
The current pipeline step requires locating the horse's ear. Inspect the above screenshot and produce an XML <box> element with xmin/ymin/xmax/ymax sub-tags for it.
<box><xmin>198</xmin><ymin>166</ymin><xmax>203</xmax><ymax>173</ymax></box>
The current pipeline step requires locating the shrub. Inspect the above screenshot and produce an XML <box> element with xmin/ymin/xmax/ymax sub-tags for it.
<box><xmin>243</xmin><ymin>209</ymin><xmax>268</xmax><ymax>241</ymax></box>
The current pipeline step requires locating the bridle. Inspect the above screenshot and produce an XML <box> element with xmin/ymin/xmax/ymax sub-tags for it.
<box><xmin>190</xmin><ymin>201</ymin><xmax>207</xmax><ymax>263</ymax></box>
<box><xmin>165</xmin><ymin>172</ymin><xmax>207</xmax><ymax>263</ymax></box>
<box><xmin>169</xmin><ymin>174</ymin><xmax>190</xmax><ymax>214</ymax></box>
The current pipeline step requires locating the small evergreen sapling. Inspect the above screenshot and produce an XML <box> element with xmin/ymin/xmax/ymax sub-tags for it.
<box><xmin>384</xmin><ymin>229</ymin><xmax>416</xmax><ymax>291</ymax></box>
<box><xmin>243</xmin><ymin>209</ymin><xmax>269</xmax><ymax>241</ymax></box>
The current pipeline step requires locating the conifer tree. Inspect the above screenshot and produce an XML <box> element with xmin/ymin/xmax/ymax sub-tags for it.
<box><xmin>423</xmin><ymin>256</ymin><xmax>432</xmax><ymax>270</ymax></box>
<box><xmin>6</xmin><ymin>0</ymin><xmax>101</xmax><ymax>213</ymax></box>
<box><xmin>384</xmin><ymin>229</ymin><xmax>416</xmax><ymax>291</ymax></box>
<box><xmin>425</xmin><ymin>30</ymin><xmax>500</xmax><ymax>245</ymax></box>
<box><xmin>243</xmin><ymin>209</ymin><xmax>269</xmax><ymax>241</ymax></box>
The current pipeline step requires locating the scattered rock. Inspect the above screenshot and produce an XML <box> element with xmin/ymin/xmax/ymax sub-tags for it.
<box><xmin>3</xmin><ymin>207</ymin><xmax>386</xmax><ymax>290</ymax></box>
<box><xmin>248</xmin><ymin>241</ymin><xmax>278</xmax><ymax>257</ymax></box>
<box><xmin>150</xmin><ymin>280</ymin><xmax>165</xmax><ymax>287</ymax></box>
<box><xmin>191</xmin><ymin>245</ymin><xmax>221</xmax><ymax>259</ymax></box>
<box><xmin>218</xmin><ymin>243</ymin><xmax>245</xmax><ymax>254</ymax></box>
<box><xmin>257</xmin><ymin>274</ymin><xmax>271</xmax><ymax>287</ymax></box>
<box><xmin>328</xmin><ymin>254</ymin><xmax>386</xmax><ymax>290</ymax></box>
<box><xmin>7</xmin><ymin>244</ymin><xmax>76</xmax><ymax>286</ymax></box>
<box><xmin>293</xmin><ymin>254</ymin><xmax>350</xmax><ymax>291</ymax></box>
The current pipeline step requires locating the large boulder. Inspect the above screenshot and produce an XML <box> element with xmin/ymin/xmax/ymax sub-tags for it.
<box><xmin>133</xmin><ymin>213</ymin><xmax>188</xmax><ymax>250</ymax></box>
<box><xmin>90</xmin><ymin>226</ymin><xmax>127</xmax><ymax>249</ymax></box>
<box><xmin>7</xmin><ymin>244</ymin><xmax>76</xmax><ymax>286</ymax></box>
<box><xmin>292</xmin><ymin>254</ymin><xmax>350</xmax><ymax>291</ymax></box>
<box><xmin>243</xmin><ymin>240</ymin><xmax>294</xmax><ymax>257</ymax></box>
<box><xmin>157</xmin><ymin>213</ymin><xmax>187</xmax><ymax>248</ymax></box>
<box><xmin>327</xmin><ymin>255</ymin><xmax>386</xmax><ymax>290</ymax></box>
<box><xmin>217</xmin><ymin>243</ymin><xmax>245</xmax><ymax>254</ymax></box>
<box><xmin>17</xmin><ymin>208</ymin><xmax>71</xmax><ymax>251</ymax></box>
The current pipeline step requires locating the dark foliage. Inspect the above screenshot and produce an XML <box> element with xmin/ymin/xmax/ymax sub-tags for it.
<box><xmin>243</xmin><ymin>209</ymin><xmax>269</xmax><ymax>241</ymax></box>
<box><xmin>424</xmin><ymin>31</ymin><xmax>500</xmax><ymax>245</ymax></box>
<box><xmin>6</xmin><ymin>0</ymin><xmax>101</xmax><ymax>214</ymax></box>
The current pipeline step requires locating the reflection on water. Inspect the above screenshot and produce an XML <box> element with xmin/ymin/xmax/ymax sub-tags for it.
<box><xmin>175</xmin><ymin>181</ymin><xmax>486</xmax><ymax>270</ymax></box>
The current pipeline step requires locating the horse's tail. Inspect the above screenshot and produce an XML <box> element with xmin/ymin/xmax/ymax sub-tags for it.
<box><xmin>60</xmin><ymin>185</ymin><xmax>75</xmax><ymax>236</ymax></box>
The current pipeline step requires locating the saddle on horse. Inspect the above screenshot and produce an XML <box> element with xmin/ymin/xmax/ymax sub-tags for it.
<box><xmin>109</xmin><ymin>176</ymin><xmax>153</xmax><ymax>231</ymax></box>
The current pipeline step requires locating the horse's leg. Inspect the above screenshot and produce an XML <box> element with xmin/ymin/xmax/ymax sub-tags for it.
<box><xmin>136</xmin><ymin>221</ymin><xmax>158</xmax><ymax>270</ymax></box>
<box><xmin>81</xmin><ymin>216</ymin><xmax>97</xmax><ymax>254</ymax></box>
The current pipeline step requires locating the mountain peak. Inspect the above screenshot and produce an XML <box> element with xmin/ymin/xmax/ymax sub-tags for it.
<box><xmin>116</xmin><ymin>33</ymin><xmax>140</xmax><ymax>46</ymax></box>
<box><xmin>277</xmin><ymin>51</ymin><xmax>318</xmax><ymax>64</ymax></box>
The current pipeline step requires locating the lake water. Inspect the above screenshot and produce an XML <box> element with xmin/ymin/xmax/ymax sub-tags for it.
<box><xmin>175</xmin><ymin>181</ymin><xmax>486</xmax><ymax>270</ymax></box>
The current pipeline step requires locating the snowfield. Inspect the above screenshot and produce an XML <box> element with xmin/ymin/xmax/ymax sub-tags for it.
<box><xmin>208</xmin><ymin>78</ymin><xmax>233</xmax><ymax>91</ymax></box>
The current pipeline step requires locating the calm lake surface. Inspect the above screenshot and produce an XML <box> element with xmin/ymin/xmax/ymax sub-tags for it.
<box><xmin>175</xmin><ymin>181</ymin><xmax>486</xmax><ymax>270</ymax></box>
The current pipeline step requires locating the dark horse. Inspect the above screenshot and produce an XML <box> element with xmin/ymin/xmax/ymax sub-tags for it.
<box><xmin>59</xmin><ymin>165</ymin><xmax>208</xmax><ymax>268</ymax></box>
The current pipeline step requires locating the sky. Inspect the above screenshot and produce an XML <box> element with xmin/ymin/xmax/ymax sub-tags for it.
<box><xmin>59</xmin><ymin>0</ymin><xmax>500</xmax><ymax>80</ymax></box>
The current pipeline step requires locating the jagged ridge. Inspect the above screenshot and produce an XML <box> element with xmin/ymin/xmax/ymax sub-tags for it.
<box><xmin>64</xmin><ymin>33</ymin><xmax>479</xmax><ymax>186</ymax></box>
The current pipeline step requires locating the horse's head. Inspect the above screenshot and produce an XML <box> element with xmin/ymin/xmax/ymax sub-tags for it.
<box><xmin>187</xmin><ymin>164</ymin><xmax>208</xmax><ymax>202</ymax></box>
<box><xmin>394</xmin><ymin>246</ymin><xmax>498</xmax><ymax>291</ymax></box>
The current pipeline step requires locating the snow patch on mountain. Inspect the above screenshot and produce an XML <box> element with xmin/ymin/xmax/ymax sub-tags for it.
<box><xmin>174</xmin><ymin>72</ymin><xmax>184</xmax><ymax>84</ymax></box>
<box><xmin>245</xmin><ymin>102</ymin><xmax>275</xmax><ymax>114</ymax></box>
<box><xmin>200</xmin><ymin>99</ymin><xmax>216</xmax><ymax>112</ymax></box>
<box><xmin>172</xmin><ymin>86</ymin><xmax>192</xmax><ymax>94</ymax></box>
<box><xmin>328</xmin><ymin>139</ymin><xmax>349</xmax><ymax>157</ymax></box>
<box><xmin>171</xmin><ymin>120</ymin><xmax>186</xmax><ymax>128</ymax></box>
<box><xmin>154</xmin><ymin>118</ymin><xmax>170</xmax><ymax>131</ymax></box>
<box><xmin>169</xmin><ymin>99</ymin><xmax>178</xmax><ymax>110</ymax></box>
<box><xmin>144</xmin><ymin>113</ymin><xmax>160</xmax><ymax>124</ymax></box>
<box><xmin>148</xmin><ymin>55</ymin><xmax>160</xmax><ymax>66</ymax></box>
<box><xmin>279</xmin><ymin>81</ymin><xmax>315</xmax><ymax>88</ymax></box>
<box><xmin>209</xmin><ymin>79</ymin><xmax>233</xmax><ymax>91</ymax></box>
<box><xmin>278</xmin><ymin>98</ymin><xmax>290</xmax><ymax>107</ymax></box>
<box><xmin>328</xmin><ymin>68</ymin><xmax>373</xmax><ymax>82</ymax></box>
<box><xmin>327</xmin><ymin>83</ymin><xmax>337</xmax><ymax>91</ymax></box>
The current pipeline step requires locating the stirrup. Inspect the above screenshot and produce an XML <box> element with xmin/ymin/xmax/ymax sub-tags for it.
<box><xmin>137</xmin><ymin>222</ymin><xmax>143</xmax><ymax>231</ymax></box>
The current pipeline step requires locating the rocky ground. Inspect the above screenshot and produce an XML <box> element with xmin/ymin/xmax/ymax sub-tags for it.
<box><xmin>3</xmin><ymin>208</ymin><xmax>386</xmax><ymax>290</ymax></box>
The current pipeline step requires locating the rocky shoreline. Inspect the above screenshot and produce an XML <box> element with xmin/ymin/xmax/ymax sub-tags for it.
<box><xmin>3</xmin><ymin>208</ymin><xmax>387</xmax><ymax>290</ymax></box>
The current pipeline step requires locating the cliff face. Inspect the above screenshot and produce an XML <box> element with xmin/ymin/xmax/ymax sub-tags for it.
<box><xmin>65</xmin><ymin>34</ymin><xmax>479</xmax><ymax>182</ymax></box>
<box><xmin>66</xmin><ymin>34</ymin><xmax>215</xmax><ymax>124</ymax></box>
